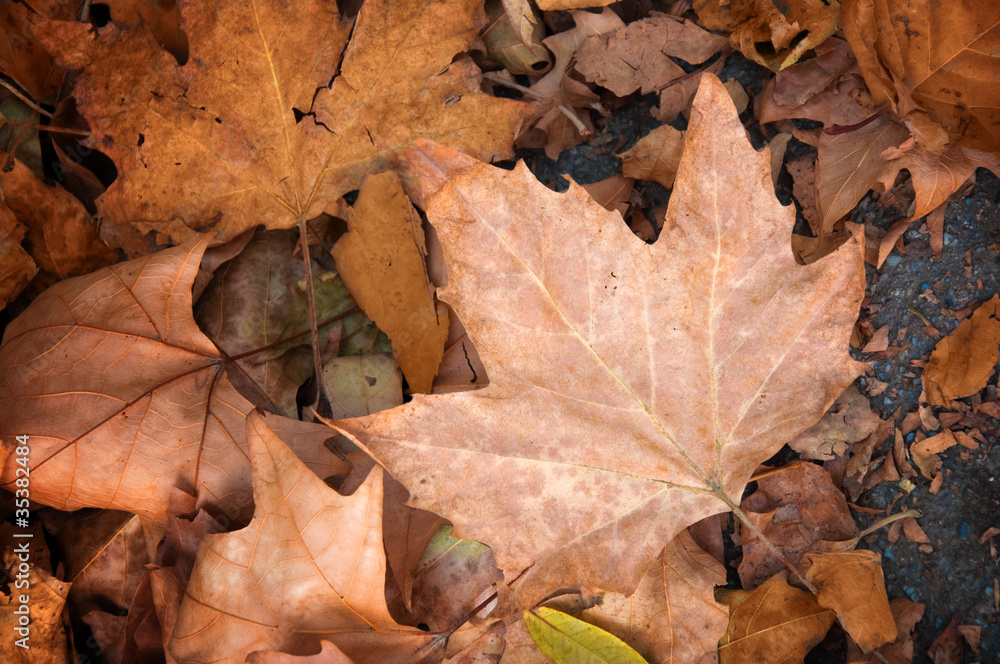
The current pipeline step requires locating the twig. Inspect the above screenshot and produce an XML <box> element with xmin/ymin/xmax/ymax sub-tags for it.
<box><xmin>0</xmin><ymin>119</ymin><xmax>89</xmax><ymax>136</ymax></box>
<box><xmin>298</xmin><ymin>219</ymin><xmax>327</xmax><ymax>419</ymax></box>
<box><xmin>857</xmin><ymin>509</ymin><xmax>922</xmax><ymax>539</ymax></box>
<box><xmin>0</xmin><ymin>80</ymin><xmax>52</xmax><ymax>118</ymax></box>
<box><xmin>482</xmin><ymin>72</ymin><xmax>590</xmax><ymax>137</ymax></box>
<box><xmin>748</xmin><ymin>461</ymin><xmax>802</xmax><ymax>482</ymax></box>
<box><xmin>225</xmin><ymin>306</ymin><xmax>359</xmax><ymax>362</ymax></box>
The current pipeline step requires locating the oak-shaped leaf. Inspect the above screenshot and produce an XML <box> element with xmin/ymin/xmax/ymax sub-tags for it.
<box><xmin>0</xmin><ymin>238</ymin><xmax>347</xmax><ymax>547</ymax></box>
<box><xmin>34</xmin><ymin>0</ymin><xmax>529</xmax><ymax>253</ymax></box>
<box><xmin>331</xmin><ymin>75</ymin><xmax>866</xmax><ymax>613</ymax></box>
<box><xmin>169</xmin><ymin>412</ymin><xmax>435</xmax><ymax>664</ymax></box>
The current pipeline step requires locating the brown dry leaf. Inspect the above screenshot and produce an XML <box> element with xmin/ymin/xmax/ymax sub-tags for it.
<box><xmin>927</xmin><ymin>614</ymin><xmax>963</xmax><ymax>664</ymax></box>
<box><xmin>333</xmin><ymin>171</ymin><xmax>449</xmax><ymax>394</ymax></box>
<box><xmin>0</xmin><ymin>2</ymin><xmax>63</xmax><ymax>100</ymax></box>
<box><xmin>575</xmin><ymin>13</ymin><xmax>727</xmax><ymax>96</ymax></box>
<box><xmin>34</xmin><ymin>0</ymin><xmax>528</xmax><ymax>253</ymax></box>
<box><xmin>0</xmin><ymin>199</ymin><xmax>35</xmax><ymax>307</ymax></box>
<box><xmin>0</xmin><ymin>157</ymin><xmax>117</xmax><ymax>278</ymax></box>
<box><xmin>846</xmin><ymin>599</ymin><xmax>924</xmax><ymax>663</ymax></box>
<box><xmin>695</xmin><ymin>0</ymin><xmax>841</xmax><ymax>71</ymax></box>
<box><xmin>0</xmin><ymin>238</ymin><xmax>348</xmax><ymax>547</ymax></box>
<box><xmin>654</xmin><ymin>60</ymin><xmax>726</xmax><ymax>124</ymax></box>
<box><xmin>922</xmin><ymin>295</ymin><xmax>1000</xmax><ymax>406</ymax></box>
<box><xmin>814</xmin><ymin>116</ymin><xmax>912</xmax><ymax>230</ymax></box>
<box><xmin>717</xmin><ymin>572</ymin><xmax>835</xmax><ymax>664</ymax></box>
<box><xmin>581</xmin><ymin>175</ymin><xmax>634</xmax><ymax>217</ymax></box>
<box><xmin>737</xmin><ymin>462</ymin><xmax>859</xmax><ymax>588</ymax></box>
<box><xmin>525</xmin><ymin>8</ymin><xmax>623</xmax><ymax>159</ymax></box>
<box><xmin>41</xmin><ymin>509</ymin><xmax>147</xmax><ymax>617</ymax></box>
<box><xmin>841</xmin><ymin>0</ymin><xmax>1000</xmax><ymax>155</ymax></box>
<box><xmin>578</xmin><ymin>530</ymin><xmax>728</xmax><ymax>664</ymax></box>
<box><xmin>0</xmin><ymin>522</ymin><xmax>72</xmax><ymax>664</ymax></box>
<box><xmin>803</xmin><ymin>550</ymin><xmax>896</xmax><ymax>652</ymax></box>
<box><xmin>331</xmin><ymin>76</ymin><xmax>866</xmax><ymax>612</ymax></box>
<box><xmin>621</xmin><ymin>125</ymin><xmax>686</xmax><ymax>189</ymax></box>
<box><xmin>170</xmin><ymin>412</ymin><xmax>434</xmax><ymax>664</ymax></box>
<box><xmin>194</xmin><ymin>228</ymin><xmax>356</xmax><ymax>418</ymax></box>
<box><xmin>757</xmin><ymin>39</ymin><xmax>874</xmax><ymax>129</ymax></box>
<box><xmin>788</xmin><ymin>385</ymin><xmax>881</xmax><ymax>460</ymax></box>
<box><xmin>910</xmin><ymin>430</ymin><xmax>958</xmax><ymax>479</ymax></box>
<box><xmin>785</xmin><ymin>155</ymin><xmax>822</xmax><ymax>234</ymax></box>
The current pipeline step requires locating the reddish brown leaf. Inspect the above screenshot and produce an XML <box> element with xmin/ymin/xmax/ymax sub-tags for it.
<box><xmin>34</xmin><ymin>0</ymin><xmax>528</xmax><ymax>252</ymax></box>
<box><xmin>0</xmin><ymin>238</ymin><xmax>347</xmax><ymax>545</ymax></box>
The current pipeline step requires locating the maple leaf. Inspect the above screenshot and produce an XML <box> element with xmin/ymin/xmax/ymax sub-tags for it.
<box><xmin>170</xmin><ymin>411</ymin><xmax>434</xmax><ymax>664</ymax></box>
<box><xmin>33</xmin><ymin>0</ymin><xmax>529</xmax><ymax>253</ymax></box>
<box><xmin>331</xmin><ymin>75</ymin><xmax>866</xmax><ymax>611</ymax></box>
<box><xmin>0</xmin><ymin>237</ymin><xmax>347</xmax><ymax>546</ymax></box>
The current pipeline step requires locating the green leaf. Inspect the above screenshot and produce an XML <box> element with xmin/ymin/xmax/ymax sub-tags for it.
<box><xmin>524</xmin><ymin>607</ymin><xmax>649</xmax><ymax>664</ymax></box>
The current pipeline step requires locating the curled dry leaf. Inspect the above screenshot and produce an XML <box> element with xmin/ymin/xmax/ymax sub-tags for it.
<box><xmin>922</xmin><ymin>294</ymin><xmax>1000</xmax><ymax>406</ymax></box>
<box><xmin>788</xmin><ymin>385</ymin><xmax>881</xmax><ymax>460</ymax></box>
<box><xmin>737</xmin><ymin>461</ymin><xmax>858</xmax><ymax>589</ymax></box>
<box><xmin>34</xmin><ymin>0</ymin><xmax>529</xmax><ymax>252</ymax></box>
<box><xmin>170</xmin><ymin>412</ymin><xmax>434</xmax><ymax>664</ymax></box>
<box><xmin>804</xmin><ymin>550</ymin><xmax>896</xmax><ymax>652</ymax></box>
<box><xmin>331</xmin><ymin>75</ymin><xmax>866</xmax><ymax>612</ymax></box>
<box><xmin>0</xmin><ymin>238</ymin><xmax>347</xmax><ymax>547</ymax></box>
<box><xmin>694</xmin><ymin>0</ymin><xmax>841</xmax><ymax>71</ymax></box>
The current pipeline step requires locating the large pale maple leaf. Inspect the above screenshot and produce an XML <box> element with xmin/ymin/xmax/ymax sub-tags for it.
<box><xmin>332</xmin><ymin>76</ymin><xmax>866</xmax><ymax>611</ymax></box>
<box><xmin>34</xmin><ymin>0</ymin><xmax>528</xmax><ymax>253</ymax></box>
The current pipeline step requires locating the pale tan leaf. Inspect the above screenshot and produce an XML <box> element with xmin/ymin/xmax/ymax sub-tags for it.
<box><xmin>170</xmin><ymin>412</ymin><xmax>434</xmax><ymax>664</ymax></box>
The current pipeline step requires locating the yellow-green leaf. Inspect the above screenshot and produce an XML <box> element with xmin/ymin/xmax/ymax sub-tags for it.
<box><xmin>524</xmin><ymin>607</ymin><xmax>649</xmax><ymax>664</ymax></box>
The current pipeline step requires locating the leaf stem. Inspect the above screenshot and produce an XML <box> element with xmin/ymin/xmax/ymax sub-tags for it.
<box><xmin>857</xmin><ymin>508</ymin><xmax>922</xmax><ymax>539</ymax></box>
<box><xmin>1</xmin><ymin>120</ymin><xmax>90</xmax><ymax>136</ymax></box>
<box><xmin>0</xmin><ymin>81</ymin><xmax>52</xmax><ymax>118</ymax></box>
<box><xmin>224</xmin><ymin>305</ymin><xmax>358</xmax><ymax>362</ymax></box>
<box><xmin>481</xmin><ymin>72</ymin><xmax>591</xmax><ymax>137</ymax></box>
<box><xmin>298</xmin><ymin>219</ymin><xmax>326</xmax><ymax>416</ymax></box>
<box><xmin>720</xmin><ymin>492</ymin><xmax>820</xmax><ymax>594</ymax></box>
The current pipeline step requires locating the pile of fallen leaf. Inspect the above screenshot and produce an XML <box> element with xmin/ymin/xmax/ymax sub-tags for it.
<box><xmin>0</xmin><ymin>0</ymin><xmax>998</xmax><ymax>662</ymax></box>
